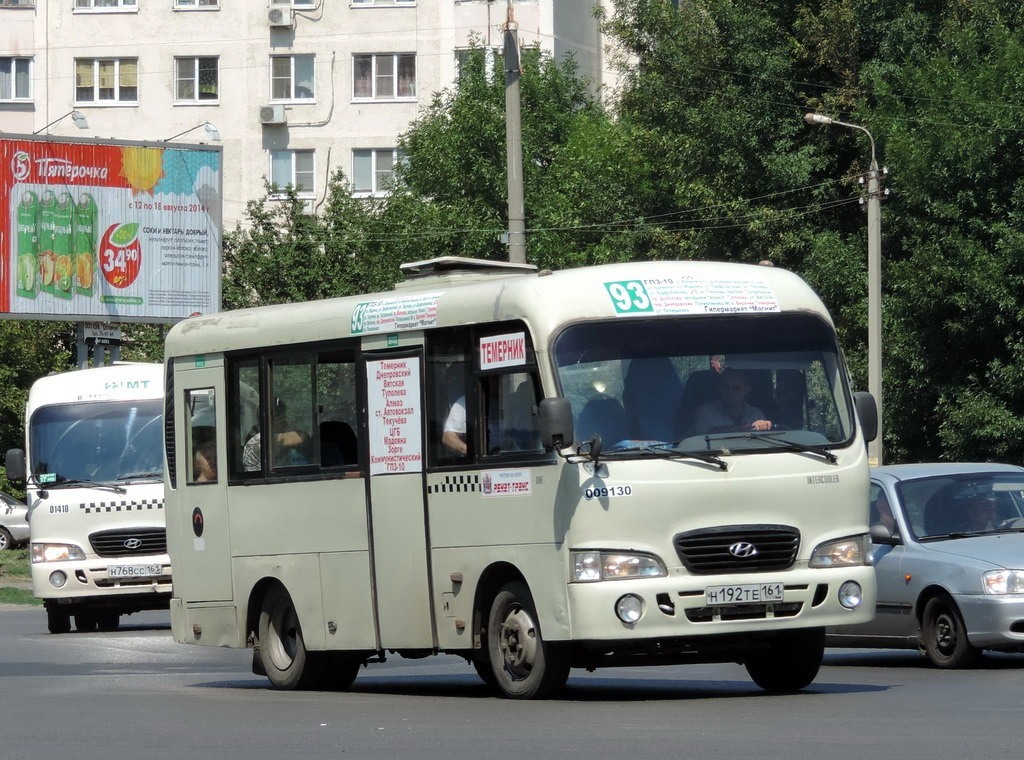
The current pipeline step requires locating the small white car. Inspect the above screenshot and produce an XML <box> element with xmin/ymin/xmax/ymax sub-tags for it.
<box><xmin>0</xmin><ymin>491</ymin><xmax>30</xmax><ymax>551</ymax></box>
<box><xmin>828</xmin><ymin>463</ymin><xmax>1024</xmax><ymax>667</ymax></box>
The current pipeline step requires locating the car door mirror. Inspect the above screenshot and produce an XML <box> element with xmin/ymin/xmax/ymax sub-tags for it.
<box><xmin>869</xmin><ymin>522</ymin><xmax>900</xmax><ymax>545</ymax></box>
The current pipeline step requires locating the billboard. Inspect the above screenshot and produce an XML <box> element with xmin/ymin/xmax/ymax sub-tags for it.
<box><xmin>0</xmin><ymin>135</ymin><xmax>222</xmax><ymax>323</ymax></box>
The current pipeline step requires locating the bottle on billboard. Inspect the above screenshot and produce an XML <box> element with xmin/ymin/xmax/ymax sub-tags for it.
<box><xmin>16</xmin><ymin>191</ymin><xmax>40</xmax><ymax>300</ymax></box>
<box><xmin>74</xmin><ymin>192</ymin><xmax>98</xmax><ymax>298</ymax></box>
<box><xmin>52</xmin><ymin>192</ymin><xmax>75</xmax><ymax>300</ymax></box>
<box><xmin>38</xmin><ymin>190</ymin><xmax>58</xmax><ymax>296</ymax></box>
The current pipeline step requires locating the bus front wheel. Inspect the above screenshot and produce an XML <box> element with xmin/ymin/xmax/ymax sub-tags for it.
<box><xmin>487</xmin><ymin>582</ymin><xmax>569</xmax><ymax>699</ymax></box>
<box><xmin>744</xmin><ymin>627</ymin><xmax>825</xmax><ymax>693</ymax></box>
<box><xmin>46</xmin><ymin>606</ymin><xmax>71</xmax><ymax>635</ymax></box>
<box><xmin>258</xmin><ymin>586</ymin><xmax>323</xmax><ymax>690</ymax></box>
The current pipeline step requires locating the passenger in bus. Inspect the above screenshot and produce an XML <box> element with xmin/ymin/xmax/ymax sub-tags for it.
<box><xmin>243</xmin><ymin>401</ymin><xmax>311</xmax><ymax>470</ymax></box>
<box><xmin>193</xmin><ymin>442</ymin><xmax>217</xmax><ymax>482</ymax></box>
<box><xmin>442</xmin><ymin>395</ymin><xmax>468</xmax><ymax>455</ymax></box>
<box><xmin>693</xmin><ymin>368</ymin><xmax>773</xmax><ymax>433</ymax></box>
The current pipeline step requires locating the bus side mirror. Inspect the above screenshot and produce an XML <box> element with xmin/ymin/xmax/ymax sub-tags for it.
<box><xmin>5</xmin><ymin>448</ymin><xmax>26</xmax><ymax>484</ymax></box>
<box><xmin>539</xmin><ymin>398</ymin><xmax>574</xmax><ymax>451</ymax></box>
<box><xmin>853</xmin><ymin>391</ymin><xmax>878</xmax><ymax>443</ymax></box>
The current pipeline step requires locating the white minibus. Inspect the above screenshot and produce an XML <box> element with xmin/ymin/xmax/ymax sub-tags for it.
<box><xmin>6</xmin><ymin>363</ymin><xmax>169</xmax><ymax>633</ymax></box>
<box><xmin>164</xmin><ymin>257</ymin><xmax>877</xmax><ymax>698</ymax></box>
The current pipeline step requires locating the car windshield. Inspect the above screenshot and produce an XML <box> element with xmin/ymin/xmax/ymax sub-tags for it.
<box><xmin>552</xmin><ymin>313</ymin><xmax>855</xmax><ymax>456</ymax></box>
<box><xmin>29</xmin><ymin>398</ymin><xmax>164</xmax><ymax>485</ymax></box>
<box><xmin>896</xmin><ymin>473</ymin><xmax>1024</xmax><ymax>540</ymax></box>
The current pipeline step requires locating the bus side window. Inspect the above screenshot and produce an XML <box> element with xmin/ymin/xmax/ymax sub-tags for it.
<box><xmin>484</xmin><ymin>372</ymin><xmax>542</xmax><ymax>455</ymax></box>
<box><xmin>232</xmin><ymin>358</ymin><xmax>262</xmax><ymax>476</ymax></box>
<box><xmin>187</xmin><ymin>388</ymin><xmax>217</xmax><ymax>485</ymax></box>
<box><xmin>316</xmin><ymin>353</ymin><xmax>358</xmax><ymax>468</ymax></box>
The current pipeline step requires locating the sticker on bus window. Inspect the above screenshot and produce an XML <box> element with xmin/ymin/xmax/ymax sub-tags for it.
<box><xmin>350</xmin><ymin>293</ymin><xmax>441</xmax><ymax>335</ymax></box>
<box><xmin>479</xmin><ymin>332</ymin><xmax>527</xmax><ymax>370</ymax></box>
<box><xmin>603</xmin><ymin>278</ymin><xmax>780</xmax><ymax>316</ymax></box>
<box><xmin>481</xmin><ymin>469</ymin><xmax>532</xmax><ymax>497</ymax></box>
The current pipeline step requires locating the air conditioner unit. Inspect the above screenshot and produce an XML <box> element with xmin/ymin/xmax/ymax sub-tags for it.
<box><xmin>259</xmin><ymin>104</ymin><xmax>287</xmax><ymax>125</ymax></box>
<box><xmin>267</xmin><ymin>8</ymin><xmax>293</xmax><ymax>28</ymax></box>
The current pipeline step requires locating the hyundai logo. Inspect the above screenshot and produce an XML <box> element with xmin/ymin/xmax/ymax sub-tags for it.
<box><xmin>728</xmin><ymin>541</ymin><xmax>758</xmax><ymax>558</ymax></box>
<box><xmin>123</xmin><ymin>537</ymin><xmax>143</xmax><ymax>550</ymax></box>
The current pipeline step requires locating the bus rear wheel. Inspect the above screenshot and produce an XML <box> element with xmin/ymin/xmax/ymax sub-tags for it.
<box><xmin>487</xmin><ymin>582</ymin><xmax>569</xmax><ymax>699</ymax></box>
<box><xmin>258</xmin><ymin>586</ymin><xmax>324</xmax><ymax>690</ymax></box>
<box><xmin>744</xmin><ymin>627</ymin><xmax>825</xmax><ymax>693</ymax></box>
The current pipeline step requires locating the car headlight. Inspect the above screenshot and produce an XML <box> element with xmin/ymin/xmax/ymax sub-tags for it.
<box><xmin>983</xmin><ymin>569</ymin><xmax>1024</xmax><ymax>595</ymax></box>
<box><xmin>31</xmin><ymin>543</ymin><xmax>86</xmax><ymax>563</ymax></box>
<box><xmin>571</xmin><ymin>551</ymin><xmax>667</xmax><ymax>582</ymax></box>
<box><xmin>809</xmin><ymin>535</ymin><xmax>870</xmax><ymax>568</ymax></box>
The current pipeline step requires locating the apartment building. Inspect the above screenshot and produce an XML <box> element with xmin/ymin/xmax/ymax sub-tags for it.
<box><xmin>1</xmin><ymin>0</ymin><xmax>609</xmax><ymax>229</ymax></box>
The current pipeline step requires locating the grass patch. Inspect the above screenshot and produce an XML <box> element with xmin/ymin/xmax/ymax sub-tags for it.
<box><xmin>0</xmin><ymin>587</ymin><xmax>40</xmax><ymax>606</ymax></box>
<box><xmin>0</xmin><ymin>548</ymin><xmax>30</xmax><ymax>580</ymax></box>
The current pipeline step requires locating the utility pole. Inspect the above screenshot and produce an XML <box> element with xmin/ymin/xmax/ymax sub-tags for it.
<box><xmin>804</xmin><ymin>113</ymin><xmax>886</xmax><ymax>465</ymax></box>
<box><xmin>503</xmin><ymin>1</ymin><xmax>526</xmax><ymax>264</ymax></box>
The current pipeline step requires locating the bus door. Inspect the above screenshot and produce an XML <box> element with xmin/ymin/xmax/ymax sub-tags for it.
<box><xmin>362</xmin><ymin>348</ymin><xmax>436</xmax><ymax>649</ymax></box>
<box><xmin>172</xmin><ymin>357</ymin><xmax>233</xmax><ymax>602</ymax></box>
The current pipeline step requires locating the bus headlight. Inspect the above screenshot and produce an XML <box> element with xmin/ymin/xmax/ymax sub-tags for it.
<box><xmin>31</xmin><ymin>543</ymin><xmax>86</xmax><ymax>563</ymax></box>
<box><xmin>809</xmin><ymin>535</ymin><xmax>870</xmax><ymax>567</ymax></box>
<box><xmin>615</xmin><ymin>594</ymin><xmax>644</xmax><ymax>624</ymax></box>
<box><xmin>838</xmin><ymin>581</ymin><xmax>863</xmax><ymax>609</ymax></box>
<box><xmin>571</xmin><ymin>551</ymin><xmax>667</xmax><ymax>582</ymax></box>
<box><xmin>983</xmin><ymin>570</ymin><xmax>1024</xmax><ymax>595</ymax></box>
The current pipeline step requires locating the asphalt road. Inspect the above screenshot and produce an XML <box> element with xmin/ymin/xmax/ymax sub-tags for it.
<box><xmin>1</xmin><ymin>605</ymin><xmax>1022</xmax><ymax>760</ymax></box>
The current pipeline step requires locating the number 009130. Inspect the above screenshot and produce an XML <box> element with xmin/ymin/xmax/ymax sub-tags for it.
<box><xmin>705</xmin><ymin>582</ymin><xmax>784</xmax><ymax>606</ymax></box>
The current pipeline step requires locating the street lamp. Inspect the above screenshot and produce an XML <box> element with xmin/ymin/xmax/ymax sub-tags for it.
<box><xmin>34</xmin><ymin>110</ymin><xmax>89</xmax><ymax>134</ymax></box>
<box><xmin>804</xmin><ymin>112</ymin><xmax>884</xmax><ymax>466</ymax></box>
<box><xmin>163</xmin><ymin>121</ymin><xmax>221</xmax><ymax>142</ymax></box>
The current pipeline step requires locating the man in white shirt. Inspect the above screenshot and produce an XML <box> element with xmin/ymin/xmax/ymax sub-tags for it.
<box><xmin>693</xmin><ymin>368</ymin><xmax>773</xmax><ymax>433</ymax></box>
<box><xmin>442</xmin><ymin>395</ymin><xmax>467</xmax><ymax>455</ymax></box>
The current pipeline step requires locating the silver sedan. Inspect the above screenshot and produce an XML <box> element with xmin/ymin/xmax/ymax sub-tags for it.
<box><xmin>827</xmin><ymin>462</ymin><xmax>1024</xmax><ymax>667</ymax></box>
<box><xmin>0</xmin><ymin>491</ymin><xmax>30</xmax><ymax>551</ymax></box>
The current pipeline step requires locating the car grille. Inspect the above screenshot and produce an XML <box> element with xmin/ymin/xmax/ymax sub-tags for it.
<box><xmin>673</xmin><ymin>525</ymin><xmax>800</xmax><ymax>574</ymax></box>
<box><xmin>89</xmin><ymin>528</ymin><xmax>167</xmax><ymax>558</ymax></box>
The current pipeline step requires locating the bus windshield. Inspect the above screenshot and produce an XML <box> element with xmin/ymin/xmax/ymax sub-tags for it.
<box><xmin>29</xmin><ymin>398</ymin><xmax>165</xmax><ymax>484</ymax></box>
<box><xmin>553</xmin><ymin>313</ymin><xmax>855</xmax><ymax>455</ymax></box>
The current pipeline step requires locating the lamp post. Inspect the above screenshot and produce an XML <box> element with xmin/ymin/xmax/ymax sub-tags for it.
<box><xmin>804</xmin><ymin>113</ymin><xmax>883</xmax><ymax>466</ymax></box>
<box><xmin>34</xmin><ymin>110</ymin><xmax>89</xmax><ymax>135</ymax></box>
<box><xmin>163</xmin><ymin>121</ymin><xmax>221</xmax><ymax>142</ymax></box>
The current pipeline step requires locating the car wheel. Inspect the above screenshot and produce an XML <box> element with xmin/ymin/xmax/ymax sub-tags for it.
<box><xmin>921</xmin><ymin>595</ymin><xmax>980</xmax><ymax>668</ymax></box>
<box><xmin>744</xmin><ymin>627</ymin><xmax>825</xmax><ymax>692</ymax></box>
<box><xmin>257</xmin><ymin>585</ymin><xmax>326</xmax><ymax>690</ymax></box>
<box><xmin>0</xmin><ymin>527</ymin><xmax>13</xmax><ymax>551</ymax></box>
<box><xmin>487</xmin><ymin>581</ymin><xmax>569</xmax><ymax>699</ymax></box>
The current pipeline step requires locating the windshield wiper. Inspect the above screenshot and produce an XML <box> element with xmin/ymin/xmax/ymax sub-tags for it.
<box><xmin>115</xmin><ymin>471</ymin><xmax>163</xmax><ymax>481</ymax></box>
<box><xmin>607</xmin><ymin>443</ymin><xmax>729</xmax><ymax>471</ymax></box>
<box><xmin>713</xmin><ymin>431</ymin><xmax>837</xmax><ymax>463</ymax></box>
<box><xmin>47</xmin><ymin>478</ymin><xmax>127</xmax><ymax>495</ymax></box>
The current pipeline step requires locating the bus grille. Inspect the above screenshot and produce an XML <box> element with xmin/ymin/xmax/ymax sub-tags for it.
<box><xmin>90</xmin><ymin>528</ymin><xmax>167</xmax><ymax>558</ymax></box>
<box><xmin>673</xmin><ymin>525</ymin><xmax>799</xmax><ymax>574</ymax></box>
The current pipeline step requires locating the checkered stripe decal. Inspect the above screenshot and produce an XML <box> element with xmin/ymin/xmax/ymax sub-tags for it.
<box><xmin>427</xmin><ymin>474</ymin><xmax>480</xmax><ymax>494</ymax></box>
<box><xmin>79</xmin><ymin>499</ymin><xmax>165</xmax><ymax>515</ymax></box>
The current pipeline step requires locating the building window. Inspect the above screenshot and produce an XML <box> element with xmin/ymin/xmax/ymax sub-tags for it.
<box><xmin>353</xmin><ymin>53</ymin><xmax>415</xmax><ymax>101</ymax></box>
<box><xmin>0</xmin><ymin>57</ymin><xmax>31</xmax><ymax>101</ymax></box>
<box><xmin>353</xmin><ymin>149</ymin><xmax>400</xmax><ymax>197</ymax></box>
<box><xmin>75</xmin><ymin>58</ymin><xmax>138</xmax><ymax>103</ymax></box>
<box><xmin>175</xmin><ymin>57</ymin><xmax>218</xmax><ymax>102</ymax></box>
<box><xmin>270</xmin><ymin>150</ymin><xmax>315</xmax><ymax>196</ymax></box>
<box><xmin>271</xmin><ymin>55</ymin><xmax>314</xmax><ymax>101</ymax></box>
<box><xmin>74</xmin><ymin>0</ymin><xmax>136</xmax><ymax>8</ymax></box>
<box><xmin>352</xmin><ymin>1</ymin><xmax>415</xmax><ymax>6</ymax></box>
<box><xmin>0</xmin><ymin>0</ymin><xmax>36</xmax><ymax>7</ymax></box>
<box><xmin>270</xmin><ymin>0</ymin><xmax>314</xmax><ymax>5</ymax></box>
<box><xmin>174</xmin><ymin>0</ymin><xmax>218</xmax><ymax>7</ymax></box>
